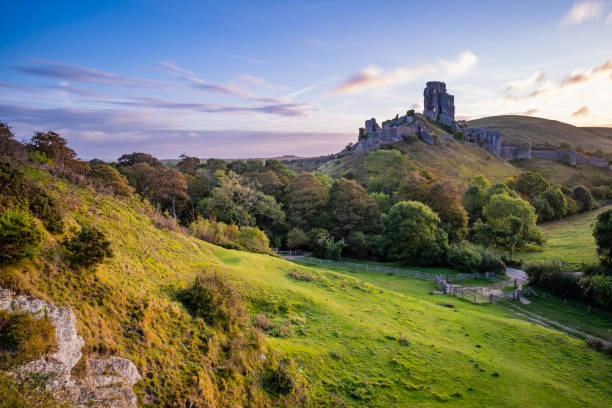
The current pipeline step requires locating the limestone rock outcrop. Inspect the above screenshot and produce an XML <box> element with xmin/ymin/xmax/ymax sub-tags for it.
<box><xmin>500</xmin><ymin>143</ymin><xmax>532</xmax><ymax>160</ymax></box>
<box><xmin>0</xmin><ymin>288</ymin><xmax>141</xmax><ymax>408</ymax></box>
<box><xmin>423</xmin><ymin>81</ymin><xmax>456</xmax><ymax>130</ymax></box>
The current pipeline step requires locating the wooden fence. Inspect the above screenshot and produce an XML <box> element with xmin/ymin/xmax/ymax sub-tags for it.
<box><xmin>281</xmin><ymin>254</ymin><xmax>506</xmax><ymax>283</ymax></box>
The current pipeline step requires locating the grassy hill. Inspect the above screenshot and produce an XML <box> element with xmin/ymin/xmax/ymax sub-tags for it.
<box><xmin>3</xmin><ymin>165</ymin><xmax>612</xmax><ymax>407</ymax></box>
<box><xmin>468</xmin><ymin>115</ymin><xmax>612</xmax><ymax>153</ymax></box>
<box><xmin>510</xmin><ymin>158</ymin><xmax>612</xmax><ymax>189</ymax></box>
<box><xmin>317</xmin><ymin>138</ymin><xmax>520</xmax><ymax>191</ymax></box>
<box><xmin>516</xmin><ymin>204</ymin><xmax>612</xmax><ymax>264</ymax></box>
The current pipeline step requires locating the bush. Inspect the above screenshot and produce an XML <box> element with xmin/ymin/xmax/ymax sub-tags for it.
<box><xmin>179</xmin><ymin>271</ymin><xmax>246</xmax><ymax>331</ymax></box>
<box><xmin>594</xmin><ymin>209</ymin><xmax>612</xmax><ymax>268</ymax></box>
<box><xmin>188</xmin><ymin>217</ymin><xmax>272</xmax><ymax>254</ymax></box>
<box><xmin>525</xmin><ymin>260</ymin><xmax>581</xmax><ymax>299</ymax></box>
<box><xmin>286</xmin><ymin>228</ymin><xmax>308</xmax><ymax>249</ymax></box>
<box><xmin>0</xmin><ymin>209</ymin><xmax>43</xmax><ymax>263</ymax></box>
<box><xmin>572</xmin><ymin>185</ymin><xmax>596</xmax><ymax>212</ymax></box>
<box><xmin>579</xmin><ymin>275</ymin><xmax>612</xmax><ymax>309</ymax></box>
<box><xmin>447</xmin><ymin>243</ymin><xmax>481</xmax><ymax>272</ymax></box>
<box><xmin>452</xmin><ymin>131</ymin><xmax>464</xmax><ymax>141</ymax></box>
<box><xmin>0</xmin><ymin>311</ymin><xmax>57</xmax><ymax>369</ymax></box>
<box><xmin>28</xmin><ymin>188</ymin><xmax>63</xmax><ymax>234</ymax></box>
<box><xmin>63</xmin><ymin>225</ymin><xmax>112</xmax><ymax>268</ymax></box>
<box><xmin>263</xmin><ymin>359</ymin><xmax>297</xmax><ymax>396</ymax></box>
<box><xmin>592</xmin><ymin>185</ymin><xmax>612</xmax><ymax>200</ymax></box>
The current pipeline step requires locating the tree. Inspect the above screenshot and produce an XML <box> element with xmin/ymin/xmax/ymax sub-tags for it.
<box><xmin>534</xmin><ymin>187</ymin><xmax>568</xmax><ymax>221</ymax></box>
<box><xmin>0</xmin><ymin>123</ymin><xmax>26</xmax><ymax>159</ymax></box>
<box><xmin>327</xmin><ymin>179</ymin><xmax>379</xmax><ymax>239</ymax></box>
<box><xmin>369</xmin><ymin>192</ymin><xmax>392</xmax><ymax>214</ymax></box>
<box><xmin>118</xmin><ymin>152</ymin><xmax>164</xmax><ymax>169</ymax></box>
<box><xmin>425</xmin><ymin>181</ymin><xmax>468</xmax><ymax>243</ymax></box>
<box><xmin>177</xmin><ymin>154</ymin><xmax>200</xmax><ymax>175</ymax></box>
<box><xmin>283</xmin><ymin>173</ymin><xmax>328</xmax><ymax>230</ymax></box>
<box><xmin>156</xmin><ymin>169</ymin><xmax>189</xmax><ymax>219</ymax></box>
<box><xmin>0</xmin><ymin>209</ymin><xmax>43</xmax><ymax>263</ymax></box>
<box><xmin>28</xmin><ymin>131</ymin><xmax>77</xmax><ymax>168</ymax></box>
<box><xmin>478</xmin><ymin>193</ymin><xmax>542</xmax><ymax>258</ymax></box>
<box><xmin>286</xmin><ymin>228</ymin><xmax>308</xmax><ymax>249</ymax></box>
<box><xmin>121</xmin><ymin>162</ymin><xmax>159</xmax><ymax>199</ymax></box>
<box><xmin>572</xmin><ymin>185</ymin><xmax>596</xmax><ymax>212</ymax></box>
<box><xmin>88</xmin><ymin>163</ymin><xmax>134</xmax><ymax>196</ymax></box>
<box><xmin>364</xmin><ymin>149</ymin><xmax>414</xmax><ymax>194</ymax></box>
<box><xmin>594</xmin><ymin>209</ymin><xmax>612</xmax><ymax>268</ymax></box>
<box><xmin>506</xmin><ymin>171</ymin><xmax>551</xmax><ymax>199</ymax></box>
<box><xmin>463</xmin><ymin>174</ymin><xmax>490</xmax><ymax>223</ymax></box>
<box><xmin>379</xmin><ymin>201</ymin><xmax>448</xmax><ymax>265</ymax></box>
<box><xmin>200</xmin><ymin>170</ymin><xmax>257</xmax><ymax>226</ymax></box>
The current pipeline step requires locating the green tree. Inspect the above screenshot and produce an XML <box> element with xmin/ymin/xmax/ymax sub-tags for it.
<box><xmin>572</xmin><ymin>185</ymin><xmax>596</xmax><ymax>212</ymax></box>
<box><xmin>535</xmin><ymin>187</ymin><xmax>568</xmax><ymax>221</ymax></box>
<box><xmin>463</xmin><ymin>174</ymin><xmax>490</xmax><ymax>223</ymax></box>
<box><xmin>594</xmin><ymin>209</ymin><xmax>612</xmax><ymax>267</ymax></box>
<box><xmin>117</xmin><ymin>152</ymin><xmax>164</xmax><ymax>169</ymax></box>
<box><xmin>425</xmin><ymin>181</ymin><xmax>468</xmax><ymax>243</ymax></box>
<box><xmin>286</xmin><ymin>228</ymin><xmax>308</xmax><ymax>249</ymax></box>
<box><xmin>283</xmin><ymin>173</ymin><xmax>328</xmax><ymax>230</ymax></box>
<box><xmin>0</xmin><ymin>209</ymin><xmax>43</xmax><ymax>263</ymax></box>
<box><xmin>479</xmin><ymin>193</ymin><xmax>542</xmax><ymax>258</ymax></box>
<box><xmin>327</xmin><ymin>179</ymin><xmax>379</xmax><ymax>239</ymax></box>
<box><xmin>379</xmin><ymin>201</ymin><xmax>448</xmax><ymax>265</ymax></box>
<box><xmin>88</xmin><ymin>163</ymin><xmax>134</xmax><ymax>196</ymax></box>
<box><xmin>63</xmin><ymin>225</ymin><xmax>112</xmax><ymax>268</ymax></box>
<box><xmin>506</xmin><ymin>171</ymin><xmax>551</xmax><ymax>199</ymax></box>
<box><xmin>28</xmin><ymin>131</ymin><xmax>77</xmax><ymax>168</ymax></box>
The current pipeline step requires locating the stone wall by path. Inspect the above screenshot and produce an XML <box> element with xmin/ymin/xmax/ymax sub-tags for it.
<box><xmin>0</xmin><ymin>287</ymin><xmax>141</xmax><ymax>408</ymax></box>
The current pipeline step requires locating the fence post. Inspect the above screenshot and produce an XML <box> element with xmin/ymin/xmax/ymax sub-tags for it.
<box><xmin>587</xmin><ymin>305</ymin><xmax>591</xmax><ymax>313</ymax></box>
<box><xmin>473</xmin><ymin>294</ymin><xmax>477</xmax><ymax>304</ymax></box>
<box><xmin>489</xmin><ymin>294</ymin><xmax>493</xmax><ymax>303</ymax></box>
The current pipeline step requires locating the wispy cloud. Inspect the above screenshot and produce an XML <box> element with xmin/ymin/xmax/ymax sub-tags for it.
<box><xmin>522</xmin><ymin>108</ymin><xmax>540</xmax><ymax>116</ymax></box>
<box><xmin>157</xmin><ymin>61</ymin><xmax>196</xmax><ymax>76</ymax></box>
<box><xmin>234</xmin><ymin>74</ymin><xmax>282</xmax><ymax>88</ymax></box>
<box><xmin>572</xmin><ymin>106</ymin><xmax>590</xmax><ymax>117</ymax></box>
<box><xmin>14</xmin><ymin>59</ymin><xmax>173</xmax><ymax>89</ymax></box>
<box><xmin>332</xmin><ymin>51</ymin><xmax>477</xmax><ymax>94</ymax></box>
<box><xmin>504</xmin><ymin>71</ymin><xmax>545</xmax><ymax>94</ymax></box>
<box><xmin>101</xmin><ymin>96</ymin><xmax>318</xmax><ymax>117</ymax></box>
<box><xmin>561</xmin><ymin>1</ymin><xmax>605</xmax><ymax>25</ymax></box>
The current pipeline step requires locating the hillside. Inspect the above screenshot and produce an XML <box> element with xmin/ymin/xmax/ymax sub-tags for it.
<box><xmin>3</xmin><ymin>165</ymin><xmax>612</xmax><ymax>407</ymax></box>
<box><xmin>468</xmin><ymin>115</ymin><xmax>612</xmax><ymax>153</ymax></box>
<box><xmin>511</xmin><ymin>158</ymin><xmax>612</xmax><ymax>188</ymax></box>
<box><xmin>317</xmin><ymin>137</ymin><xmax>520</xmax><ymax>190</ymax></box>
<box><xmin>516</xmin><ymin>204</ymin><xmax>612</xmax><ymax>264</ymax></box>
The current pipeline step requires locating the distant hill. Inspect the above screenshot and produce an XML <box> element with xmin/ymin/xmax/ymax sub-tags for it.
<box><xmin>468</xmin><ymin>115</ymin><xmax>612</xmax><ymax>153</ymax></box>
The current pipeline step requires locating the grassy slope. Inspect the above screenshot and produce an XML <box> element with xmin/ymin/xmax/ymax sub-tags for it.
<box><xmin>517</xmin><ymin>205</ymin><xmax>612</xmax><ymax>264</ymax></box>
<box><xmin>511</xmin><ymin>158</ymin><xmax>612</xmax><ymax>188</ymax></box>
<box><xmin>468</xmin><ymin>115</ymin><xmax>612</xmax><ymax>153</ymax></box>
<box><xmin>4</xmin><ymin>168</ymin><xmax>612</xmax><ymax>407</ymax></box>
<box><xmin>318</xmin><ymin>139</ymin><xmax>519</xmax><ymax>191</ymax></box>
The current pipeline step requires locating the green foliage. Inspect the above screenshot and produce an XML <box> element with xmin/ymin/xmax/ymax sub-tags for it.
<box><xmin>88</xmin><ymin>163</ymin><xmax>134</xmax><ymax>196</ymax></box>
<box><xmin>358</xmin><ymin>128</ymin><xmax>369</xmax><ymax>141</ymax></box>
<box><xmin>380</xmin><ymin>201</ymin><xmax>448</xmax><ymax>265</ymax></box>
<box><xmin>594</xmin><ymin>209</ymin><xmax>612</xmax><ymax>267</ymax></box>
<box><xmin>579</xmin><ymin>275</ymin><xmax>612</xmax><ymax>308</ymax></box>
<box><xmin>446</xmin><ymin>242</ymin><xmax>506</xmax><ymax>273</ymax></box>
<box><xmin>28</xmin><ymin>187</ymin><xmax>64</xmax><ymax>234</ymax></box>
<box><xmin>573</xmin><ymin>185</ymin><xmax>596</xmax><ymax>212</ymax></box>
<box><xmin>406</xmin><ymin>109</ymin><xmax>415</xmax><ymax>117</ymax></box>
<box><xmin>0</xmin><ymin>311</ymin><xmax>57</xmax><ymax>369</ymax></box>
<box><xmin>534</xmin><ymin>187</ymin><xmax>568</xmax><ymax>222</ymax></box>
<box><xmin>28</xmin><ymin>131</ymin><xmax>77</xmax><ymax>168</ymax></box>
<box><xmin>463</xmin><ymin>174</ymin><xmax>490</xmax><ymax>223</ymax></box>
<box><xmin>284</xmin><ymin>172</ymin><xmax>328</xmax><ymax>230</ymax></box>
<box><xmin>364</xmin><ymin>149</ymin><xmax>414</xmax><ymax>194</ymax></box>
<box><xmin>263</xmin><ymin>359</ymin><xmax>298</xmax><ymax>396</ymax></box>
<box><xmin>452</xmin><ymin>131</ymin><xmax>464</xmax><ymax>141</ymax></box>
<box><xmin>0</xmin><ymin>208</ymin><xmax>43</xmax><ymax>263</ymax></box>
<box><xmin>0</xmin><ymin>373</ymin><xmax>65</xmax><ymax>408</ymax></box>
<box><xmin>286</xmin><ymin>227</ymin><xmax>308</xmax><ymax>249</ymax></box>
<box><xmin>179</xmin><ymin>271</ymin><xmax>245</xmax><ymax>331</ymax></box>
<box><xmin>525</xmin><ymin>261</ymin><xmax>580</xmax><ymax>297</ymax></box>
<box><xmin>368</xmin><ymin>192</ymin><xmax>392</xmax><ymax>214</ymax></box>
<box><xmin>506</xmin><ymin>171</ymin><xmax>551</xmax><ymax>199</ymax></box>
<box><xmin>188</xmin><ymin>217</ymin><xmax>272</xmax><ymax>254</ymax></box>
<box><xmin>63</xmin><ymin>225</ymin><xmax>113</xmax><ymax>268</ymax></box>
<box><xmin>327</xmin><ymin>179</ymin><xmax>379</xmax><ymax>239</ymax></box>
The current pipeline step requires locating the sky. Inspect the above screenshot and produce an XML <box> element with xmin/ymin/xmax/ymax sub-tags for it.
<box><xmin>1</xmin><ymin>0</ymin><xmax>612</xmax><ymax>160</ymax></box>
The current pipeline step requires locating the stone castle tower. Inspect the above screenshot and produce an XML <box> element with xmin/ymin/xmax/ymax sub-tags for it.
<box><xmin>423</xmin><ymin>81</ymin><xmax>456</xmax><ymax>129</ymax></box>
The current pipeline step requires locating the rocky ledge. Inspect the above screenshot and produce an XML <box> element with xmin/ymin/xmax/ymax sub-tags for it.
<box><xmin>0</xmin><ymin>287</ymin><xmax>141</xmax><ymax>408</ymax></box>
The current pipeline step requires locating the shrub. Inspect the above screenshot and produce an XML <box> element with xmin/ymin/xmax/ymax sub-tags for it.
<box><xmin>0</xmin><ymin>311</ymin><xmax>57</xmax><ymax>369</ymax></box>
<box><xmin>579</xmin><ymin>275</ymin><xmax>612</xmax><ymax>309</ymax></box>
<box><xmin>585</xmin><ymin>337</ymin><xmax>612</xmax><ymax>355</ymax></box>
<box><xmin>286</xmin><ymin>228</ymin><xmax>308</xmax><ymax>249</ymax></box>
<box><xmin>447</xmin><ymin>243</ymin><xmax>481</xmax><ymax>273</ymax></box>
<box><xmin>594</xmin><ymin>209</ymin><xmax>612</xmax><ymax>268</ymax></box>
<box><xmin>0</xmin><ymin>209</ymin><xmax>43</xmax><ymax>263</ymax></box>
<box><xmin>63</xmin><ymin>225</ymin><xmax>113</xmax><ymax>268</ymax></box>
<box><xmin>406</xmin><ymin>109</ymin><xmax>415</xmax><ymax>117</ymax></box>
<box><xmin>179</xmin><ymin>271</ymin><xmax>245</xmax><ymax>331</ymax></box>
<box><xmin>235</xmin><ymin>226</ymin><xmax>270</xmax><ymax>253</ymax></box>
<box><xmin>452</xmin><ymin>131</ymin><xmax>464</xmax><ymax>141</ymax></box>
<box><xmin>592</xmin><ymin>185</ymin><xmax>612</xmax><ymax>200</ymax></box>
<box><xmin>572</xmin><ymin>185</ymin><xmax>596</xmax><ymax>212</ymax></box>
<box><xmin>525</xmin><ymin>260</ymin><xmax>581</xmax><ymax>299</ymax></box>
<box><xmin>263</xmin><ymin>359</ymin><xmax>297</xmax><ymax>396</ymax></box>
<box><xmin>28</xmin><ymin>188</ymin><xmax>63</xmax><ymax>234</ymax></box>
<box><xmin>288</xmin><ymin>270</ymin><xmax>315</xmax><ymax>281</ymax></box>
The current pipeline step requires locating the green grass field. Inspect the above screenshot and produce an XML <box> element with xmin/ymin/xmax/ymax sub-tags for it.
<box><xmin>517</xmin><ymin>205</ymin><xmax>611</xmax><ymax>264</ymax></box>
<box><xmin>4</xmin><ymin>167</ymin><xmax>612</xmax><ymax>407</ymax></box>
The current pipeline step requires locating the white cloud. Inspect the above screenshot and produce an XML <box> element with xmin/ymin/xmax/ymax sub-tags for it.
<box><xmin>504</xmin><ymin>71</ymin><xmax>545</xmax><ymax>93</ymax></box>
<box><xmin>438</xmin><ymin>51</ymin><xmax>479</xmax><ymax>78</ymax></box>
<box><xmin>607</xmin><ymin>10</ymin><xmax>612</xmax><ymax>22</ymax></box>
<box><xmin>561</xmin><ymin>1</ymin><xmax>605</xmax><ymax>25</ymax></box>
<box><xmin>332</xmin><ymin>51</ymin><xmax>477</xmax><ymax>94</ymax></box>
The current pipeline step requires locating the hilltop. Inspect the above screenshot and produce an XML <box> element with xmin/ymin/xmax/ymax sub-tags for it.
<box><xmin>468</xmin><ymin>115</ymin><xmax>612</xmax><ymax>153</ymax></box>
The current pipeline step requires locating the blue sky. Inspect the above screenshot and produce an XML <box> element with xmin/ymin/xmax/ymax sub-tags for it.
<box><xmin>1</xmin><ymin>0</ymin><xmax>611</xmax><ymax>159</ymax></box>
